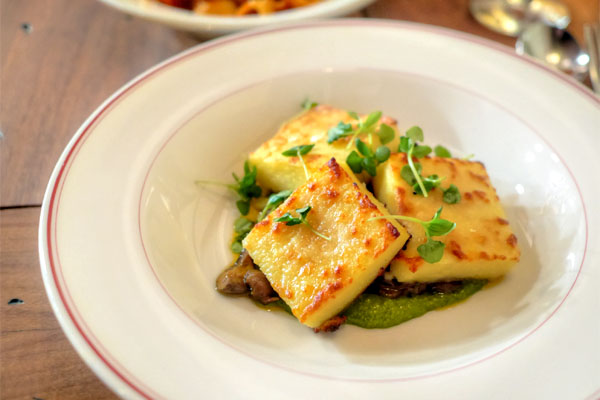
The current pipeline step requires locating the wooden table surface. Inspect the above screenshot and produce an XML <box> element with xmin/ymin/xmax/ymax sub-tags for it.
<box><xmin>0</xmin><ymin>0</ymin><xmax>596</xmax><ymax>398</ymax></box>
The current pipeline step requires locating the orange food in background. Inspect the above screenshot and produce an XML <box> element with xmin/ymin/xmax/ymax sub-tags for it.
<box><xmin>157</xmin><ymin>0</ymin><xmax>321</xmax><ymax>15</ymax></box>
<box><xmin>158</xmin><ymin>0</ymin><xmax>194</xmax><ymax>8</ymax></box>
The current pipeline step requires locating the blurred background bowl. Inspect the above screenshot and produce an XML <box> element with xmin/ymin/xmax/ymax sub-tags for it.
<box><xmin>99</xmin><ymin>0</ymin><xmax>375</xmax><ymax>37</ymax></box>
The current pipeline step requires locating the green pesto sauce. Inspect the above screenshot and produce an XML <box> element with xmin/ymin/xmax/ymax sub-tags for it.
<box><xmin>343</xmin><ymin>280</ymin><xmax>487</xmax><ymax>329</ymax></box>
<box><xmin>268</xmin><ymin>280</ymin><xmax>487</xmax><ymax>329</ymax></box>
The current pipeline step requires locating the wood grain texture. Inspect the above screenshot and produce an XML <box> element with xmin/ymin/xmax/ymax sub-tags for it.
<box><xmin>0</xmin><ymin>207</ymin><xmax>117</xmax><ymax>400</ymax></box>
<box><xmin>0</xmin><ymin>0</ymin><xmax>199</xmax><ymax>207</ymax></box>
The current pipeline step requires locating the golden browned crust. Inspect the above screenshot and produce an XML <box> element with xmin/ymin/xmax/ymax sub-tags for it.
<box><xmin>243</xmin><ymin>157</ymin><xmax>409</xmax><ymax>328</ymax></box>
<box><xmin>372</xmin><ymin>150</ymin><xmax>522</xmax><ymax>283</ymax></box>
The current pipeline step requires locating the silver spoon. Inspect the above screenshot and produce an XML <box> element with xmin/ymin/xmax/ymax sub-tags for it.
<box><xmin>516</xmin><ymin>22</ymin><xmax>590</xmax><ymax>81</ymax></box>
<box><xmin>469</xmin><ymin>0</ymin><xmax>570</xmax><ymax>37</ymax></box>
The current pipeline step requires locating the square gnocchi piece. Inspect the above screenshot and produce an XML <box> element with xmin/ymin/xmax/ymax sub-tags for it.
<box><xmin>373</xmin><ymin>153</ymin><xmax>520</xmax><ymax>283</ymax></box>
<box><xmin>249</xmin><ymin>105</ymin><xmax>399</xmax><ymax>192</ymax></box>
<box><xmin>243</xmin><ymin>158</ymin><xmax>409</xmax><ymax>328</ymax></box>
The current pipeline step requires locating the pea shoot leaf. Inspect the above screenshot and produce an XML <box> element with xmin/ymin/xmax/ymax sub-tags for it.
<box><xmin>274</xmin><ymin>206</ymin><xmax>330</xmax><ymax>240</ymax></box>
<box><xmin>231</xmin><ymin>216</ymin><xmax>255</xmax><ymax>254</ymax></box>
<box><xmin>375</xmin><ymin>146</ymin><xmax>390</xmax><ymax>163</ymax></box>
<box><xmin>281</xmin><ymin>144</ymin><xmax>314</xmax><ymax>180</ymax></box>
<box><xmin>406</xmin><ymin>126</ymin><xmax>424</xmax><ymax>142</ymax></box>
<box><xmin>236</xmin><ymin>200</ymin><xmax>250</xmax><ymax>215</ymax></box>
<box><xmin>434</xmin><ymin>145</ymin><xmax>452</xmax><ymax>158</ymax></box>
<box><xmin>363</xmin><ymin>111</ymin><xmax>382</xmax><ymax>130</ymax></box>
<box><xmin>426</xmin><ymin>218</ymin><xmax>456</xmax><ymax>236</ymax></box>
<box><xmin>296</xmin><ymin>206</ymin><xmax>311</xmax><ymax>219</ymax></box>
<box><xmin>275</xmin><ymin>212</ymin><xmax>302</xmax><ymax>226</ymax></box>
<box><xmin>282</xmin><ymin>144</ymin><xmax>314</xmax><ymax>157</ymax></box>
<box><xmin>417</xmin><ymin>240</ymin><xmax>446</xmax><ymax>263</ymax></box>
<box><xmin>346</xmin><ymin>151</ymin><xmax>363</xmax><ymax>173</ymax></box>
<box><xmin>234</xmin><ymin>216</ymin><xmax>254</xmax><ymax>234</ymax></box>
<box><xmin>367</xmin><ymin>207</ymin><xmax>455</xmax><ymax>263</ymax></box>
<box><xmin>398</xmin><ymin>136</ymin><xmax>412</xmax><ymax>153</ymax></box>
<box><xmin>302</xmin><ymin>99</ymin><xmax>318</xmax><ymax>110</ymax></box>
<box><xmin>348</xmin><ymin>111</ymin><xmax>360</xmax><ymax>120</ymax></box>
<box><xmin>377</xmin><ymin>123</ymin><xmax>395</xmax><ymax>145</ymax></box>
<box><xmin>355</xmin><ymin>139</ymin><xmax>373</xmax><ymax>157</ymax></box>
<box><xmin>266</xmin><ymin>190</ymin><xmax>293</xmax><ymax>208</ymax></box>
<box><xmin>327</xmin><ymin>122</ymin><xmax>354</xmax><ymax>143</ymax></box>
<box><xmin>413</xmin><ymin>174</ymin><xmax>443</xmax><ymax>195</ymax></box>
<box><xmin>362</xmin><ymin>156</ymin><xmax>377</xmax><ymax>177</ymax></box>
<box><xmin>327</xmin><ymin>110</ymin><xmax>382</xmax><ymax>145</ymax></box>
<box><xmin>401</xmin><ymin>163</ymin><xmax>422</xmax><ymax>185</ymax></box>
<box><xmin>412</xmin><ymin>144</ymin><xmax>432</xmax><ymax>158</ymax></box>
<box><xmin>443</xmin><ymin>184</ymin><xmax>461</xmax><ymax>204</ymax></box>
<box><xmin>423</xmin><ymin>207</ymin><xmax>456</xmax><ymax>237</ymax></box>
<box><xmin>231</xmin><ymin>241</ymin><xmax>243</xmax><ymax>254</ymax></box>
<box><xmin>257</xmin><ymin>189</ymin><xmax>292</xmax><ymax>221</ymax></box>
<box><xmin>235</xmin><ymin>161</ymin><xmax>262</xmax><ymax>201</ymax></box>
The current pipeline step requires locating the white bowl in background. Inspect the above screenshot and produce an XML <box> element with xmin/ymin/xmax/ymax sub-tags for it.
<box><xmin>99</xmin><ymin>0</ymin><xmax>375</xmax><ymax>37</ymax></box>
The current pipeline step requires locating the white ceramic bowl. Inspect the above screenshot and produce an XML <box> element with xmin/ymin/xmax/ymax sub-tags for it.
<box><xmin>39</xmin><ymin>20</ymin><xmax>600</xmax><ymax>399</ymax></box>
<box><xmin>99</xmin><ymin>0</ymin><xmax>375</xmax><ymax>37</ymax></box>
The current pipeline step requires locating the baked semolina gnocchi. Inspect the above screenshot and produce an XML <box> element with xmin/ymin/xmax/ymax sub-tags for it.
<box><xmin>201</xmin><ymin>102</ymin><xmax>520</xmax><ymax>332</ymax></box>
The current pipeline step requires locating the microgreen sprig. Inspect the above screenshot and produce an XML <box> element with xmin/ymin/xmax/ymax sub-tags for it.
<box><xmin>231</xmin><ymin>216</ymin><xmax>255</xmax><ymax>254</ymax></box>
<box><xmin>413</xmin><ymin>174</ymin><xmax>445</xmax><ymax>195</ymax></box>
<box><xmin>398</xmin><ymin>126</ymin><xmax>429</xmax><ymax>197</ymax></box>
<box><xmin>442</xmin><ymin>184</ymin><xmax>461</xmax><ymax>204</ymax></box>
<box><xmin>195</xmin><ymin>160</ymin><xmax>262</xmax><ymax>216</ymax></box>
<box><xmin>369</xmin><ymin>207</ymin><xmax>456</xmax><ymax>263</ymax></box>
<box><xmin>301</xmin><ymin>99</ymin><xmax>318</xmax><ymax>110</ymax></box>
<box><xmin>434</xmin><ymin>145</ymin><xmax>452</xmax><ymax>158</ymax></box>
<box><xmin>400</xmin><ymin>164</ymin><xmax>461</xmax><ymax>204</ymax></box>
<box><xmin>275</xmin><ymin>206</ymin><xmax>331</xmax><ymax>241</ymax></box>
<box><xmin>282</xmin><ymin>144</ymin><xmax>314</xmax><ymax>180</ymax></box>
<box><xmin>346</xmin><ymin>138</ymin><xmax>390</xmax><ymax>177</ymax></box>
<box><xmin>398</xmin><ymin>127</ymin><xmax>462</xmax><ymax>203</ymax></box>
<box><xmin>327</xmin><ymin>111</ymin><xmax>385</xmax><ymax>149</ymax></box>
<box><xmin>257</xmin><ymin>189</ymin><xmax>293</xmax><ymax>221</ymax></box>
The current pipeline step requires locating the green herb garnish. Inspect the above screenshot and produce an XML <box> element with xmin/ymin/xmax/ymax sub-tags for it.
<box><xmin>275</xmin><ymin>206</ymin><xmax>331</xmax><ymax>241</ymax></box>
<box><xmin>442</xmin><ymin>184</ymin><xmax>461</xmax><ymax>204</ymax></box>
<box><xmin>412</xmin><ymin>144</ymin><xmax>432</xmax><ymax>158</ymax></box>
<box><xmin>346</xmin><ymin>150</ymin><xmax>363</xmax><ymax>174</ymax></box>
<box><xmin>406</xmin><ymin>126</ymin><xmax>424</xmax><ymax>142</ymax></box>
<box><xmin>398</xmin><ymin>127</ymin><xmax>461</xmax><ymax>203</ymax></box>
<box><xmin>398</xmin><ymin>126</ymin><xmax>429</xmax><ymax>197</ymax></box>
<box><xmin>327</xmin><ymin>110</ymin><xmax>395</xmax><ymax>176</ymax></box>
<box><xmin>400</xmin><ymin>163</ymin><xmax>422</xmax><ymax>184</ymax></box>
<box><xmin>345</xmin><ymin>138</ymin><xmax>391</xmax><ymax>177</ymax></box>
<box><xmin>413</xmin><ymin>174</ymin><xmax>444</xmax><ymax>195</ymax></box>
<box><xmin>301</xmin><ymin>99</ymin><xmax>318</xmax><ymax>110</ymax></box>
<box><xmin>231</xmin><ymin>241</ymin><xmax>243</xmax><ymax>254</ymax></box>
<box><xmin>257</xmin><ymin>190</ymin><xmax>293</xmax><ymax>221</ymax></box>
<box><xmin>369</xmin><ymin>207</ymin><xmax>455</xmax><ymax>263</ymax></box>
<box><xmin>375</xmin><ymin>145</ymin><xmax>391</xmax><ymax>163</ymax></box>
<box><xmin>327</xmin><ymin>110</ymin><xmax>383</xmax><ymax>149</ymax></box>
<box><xmin>434</xmin><ymin>145</ymin><xmax>452</xmax><ymax>158</ymax></box>
<box><xmin>282</xmin><ymin>144</ymin><xmax>314</xmax><ymax>180</ymax></box>
<box><xmin>377</xmin><ymin>124</ymin><xmax>395</xmax><ymax>145</ymax></box>
<box><xmin>231</xmin><ymin>216</ymin><xmax>255</xmax><ymax>254</ymax></box>
<box><xmin>196</xmin><ymin>160</ymin><xmax>261</xmax><ymax>216</ymax></box>
<box><xmin>327</xmin><ymin>121</ymin><xmax>354</xmax><ymax>143</ymax></box>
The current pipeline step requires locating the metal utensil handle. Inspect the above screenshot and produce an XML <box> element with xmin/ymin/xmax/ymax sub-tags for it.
<box><xmin>584</xmin><ymin>24</ymin><xmax>600</xmax><ymax>94</ymax></box>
